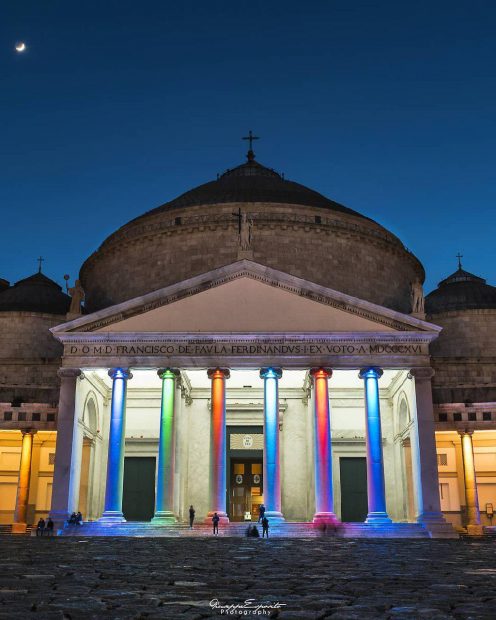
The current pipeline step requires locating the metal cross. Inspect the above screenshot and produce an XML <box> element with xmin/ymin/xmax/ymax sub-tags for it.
<box><xmin>232</xmin><ymin>207</ymin><xmax>242</xmax><ymax>234</ymax></box>
<box><xmin>37</xmin><ymin>256</ymin><xmax>44</xmax><ymax>273</ymax></box>
<box><xmin>456</xmin><ymin>252</ymin><xmax>463</xmax><ymax>270</ymax></box>
<box><xmin>242</xmin><ymin>130</ymin><xmax>259</xmax><ymax>152</ymax></box>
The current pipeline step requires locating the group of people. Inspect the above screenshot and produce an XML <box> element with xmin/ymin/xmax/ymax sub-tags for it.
<box><xmin>36</xmin><ymin>517</ymin><xmax>54</xmax><ymax>536</ymax></box>
<box><xmin>209</xmin><ymin>503</ymin><xmax>270</xmax><ymax>538</ymax></box>
<box><xmin>68</xmin><ymin>511</ymin><xmax>83</xmax><ymax>526</ymax></box>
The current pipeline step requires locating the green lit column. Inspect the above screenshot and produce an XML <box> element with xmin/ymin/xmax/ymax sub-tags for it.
<box><xmin>152</xmin><ymin>368</ymin><xmax>180</xmax><ymax>523</ymax></box>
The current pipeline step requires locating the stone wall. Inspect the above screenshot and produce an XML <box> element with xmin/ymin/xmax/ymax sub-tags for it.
<box><xmin>427</xmin><ymin>309</ymin><xmax>496</xmax><ymax>403</ymax></box>
<box><xmin>80</xmin><ymin>203</ymin><xmax>423</xmax><ymax>313</ymax></box>
<box><xmin>0</xmin><ymin>312</ymin><xmax>64</xmax><ymax>404</ymax></box>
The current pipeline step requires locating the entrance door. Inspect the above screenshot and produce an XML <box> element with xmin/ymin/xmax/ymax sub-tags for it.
<box><xmin>340</xmin><ymin>457</ymin><xmax>367</xmax><ymax>522</ymax></box>
<box><xmin>122</xmin><ymin>457</ymin><xmax>156</xmax><ymax>521</ymax></box>
<box><xmin>230</xmin><ymin>459</ymin><xmax>263</xmax><ymax>521</ymax></box>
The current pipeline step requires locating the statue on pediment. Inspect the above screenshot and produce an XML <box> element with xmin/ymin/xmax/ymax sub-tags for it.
<box><xmin>410</xmin><ymin>279</ymin><xmax>424</xmax><ymax>314</ymax></box>
<box><xmin>68</xmin><ymin>279</ymin><xmax>85</xmax><ymax>315</ymax></box>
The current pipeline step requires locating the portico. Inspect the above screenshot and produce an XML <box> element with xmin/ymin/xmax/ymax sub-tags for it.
<box><xmin>48</xmin><ymin>261</ymin><xmax>456</xmax><ymax>537</ymax></box>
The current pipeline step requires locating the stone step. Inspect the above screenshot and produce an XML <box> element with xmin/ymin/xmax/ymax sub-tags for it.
<box><xmin>58</xmin><ymin>521</ymin><xmax>432</xmax><ymax>538</ymax></box>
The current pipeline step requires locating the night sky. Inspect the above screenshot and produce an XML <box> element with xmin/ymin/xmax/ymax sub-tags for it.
<box><xmin>1</xmin><ymin>1</ymin><xmax>495</xmax><ymax>294</ymax></box>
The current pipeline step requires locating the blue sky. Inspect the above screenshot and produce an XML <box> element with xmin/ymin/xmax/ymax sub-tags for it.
<box><xmin>1</xmin><ymin>1</ymin><xmax>495</xmax><ymax>293</ymax></box>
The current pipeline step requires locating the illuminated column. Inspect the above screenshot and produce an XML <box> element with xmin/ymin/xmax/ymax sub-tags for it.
<box><xmin>459</xmin><ymin>430</ymin><xmax>482</xmax><ymax>534</ymax></box>
<box><xmin>359</xmin><ymin>367</ymin><xmax>391</xmax><ymax>523</ymax></box>
<box><xmin>311</xmin><ymin>368</ymin><xmax>337</xmax><ymax>523</ymax></box>
<box><xmin>260</xmin><ymin>367</ymin><xmax>284</xmax><ymax>521</ymax></box>
<box><xmin>12</xmin><ymin>430</ymin><xmax>37</xmax><ymax>534</ymax></box>
<box><xmin>152</xmin><ymin>368</ymin><xmax>179</xmax><ymax>523</ymax></box>
<box><xmin>206</xmin><ymin>368</ymin><xmax>230</xmax><ymax>523</ymax></box>
<box><xmin>49</xmin><ymin>368</ymin><xmax>82</xmax><ymax>529</ymax></box>
<box><xmin>100</xmin><ymin>368</ymin><xmax>132</xmax><ymax>522</ymax></box>
<box><xmin>409</xmin><ymin>368</ymin><xmax>448</xmax><ymax>528</ymax></box>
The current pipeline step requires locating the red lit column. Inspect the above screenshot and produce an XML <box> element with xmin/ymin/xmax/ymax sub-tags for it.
<box><xmin>205</xmin><ymin>368</ymin><xmax>230</xmax><ymax>523</ymax></box>
<box><xmin>311</xmin><ymin>368</ymin><xmax>337</xmax><ymax>524</ymax></box>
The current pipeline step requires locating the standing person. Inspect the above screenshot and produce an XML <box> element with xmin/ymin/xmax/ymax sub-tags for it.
<box><xmin>189</xmin><ymin>505</ymin><xmax>195</xmax><ymax>529</ymax></box>
<box><xmin>45</xmin><ymin>518</ymin><xmax>54</xmax><ymax>537</ymax></box>
<box><xmin>36</xmin><ymin>518</ymin><xmax>45</xmax><ymax>537</ymax></box>
<box><xmin>258</xmin><ymin>504</ymin><xmax>265</xmax><ymax>523</ymax></box>
<box><xmin>212</xmin><ymin>512</ymin><xmax>220</xmax><ymax>536</ymax></box>
<box><xmin>262</xmin><ymin>516</ymin><xmax>269</xmax><ymax>538</ymax></box>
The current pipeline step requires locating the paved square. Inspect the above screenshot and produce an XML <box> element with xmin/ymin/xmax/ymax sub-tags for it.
<box><xmin>0</xmin><ymin>537</ymin><xmax>495</xmax><ymax>619</ymax></box>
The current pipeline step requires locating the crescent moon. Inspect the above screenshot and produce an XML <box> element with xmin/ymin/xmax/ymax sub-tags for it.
<box><xmin>15</xmin><ymin>42</ymin><xmax>26</xmax><ymax>52</ymax></box>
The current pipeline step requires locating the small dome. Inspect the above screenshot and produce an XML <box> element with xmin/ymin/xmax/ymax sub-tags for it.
<box><xmin>130</xmin><ymin>158</ymin><xmax>369</xmax><ymax>223</ymax></box>
<box><xmin>0</xmin><ymin>272</ymin><xmax>71</xmax><ymax>314</ymax></box>
<box><xmin>426</xmin><ymin>267</ymin><xmax>496</xmax><ymax>313</ymax></box>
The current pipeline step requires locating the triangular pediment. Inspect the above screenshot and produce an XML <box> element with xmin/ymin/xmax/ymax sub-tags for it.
<box><xmin>52</xmin><ymin>261</ymin><xmax>441</xmax><ymax>336</ymax></box>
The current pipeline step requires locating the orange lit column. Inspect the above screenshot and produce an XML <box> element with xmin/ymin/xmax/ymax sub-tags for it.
<box><xmin>12</xmin><ymin>430</ymin><xmax>37</xmax><ymax>534</ymax></box>
<box><xmin>205</xmin><ymin>368</ymin><xmax>230</xmax><ymax>523</ymax></box>
<box><xmin>311</xmin><ymin>368</ymin><xmax>337</xmax><ymax>524</ymax></box>
<box><xmin>459</xmin><ymin>430</ymin><xmax>483</xmax><ymax>535</ymax></box>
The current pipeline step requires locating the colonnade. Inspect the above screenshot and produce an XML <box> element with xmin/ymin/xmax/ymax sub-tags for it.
<box><xmin>45</xmin><ymin>364</ymin><xmax>457</xmax><ymax>532</ymax></box>
<box><xmin>95</xmin><ymin>365</ymin><xmax>392</xmax><ymax>524</ymax></box>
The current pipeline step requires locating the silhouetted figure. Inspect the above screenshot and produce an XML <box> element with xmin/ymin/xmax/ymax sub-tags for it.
<box><xmin>250</xmin><ymin>525</ymin><xmax>260</xmax><ymax>538</ymax></box>
<box><xmin>189</xmin><ymin>505</ymin><xmax>195</xmax><ymax>529</ymax></box>
<box><xmin>262</xmin><ymin>516</ymin><xmax>269</xmax><ymax>538</ymax></box>
<box><xmin>212</xmin><ymin>512</ymin><xmax>220</xmax><ymax>536</ymax></box>
<box><xmin>36</xmin><ymin>518</ymin><xmax>45</xmax><ymax>537</ymax></box>
<box><xmin>258</xmin><ymin>504</ymin><xmax>265</xmax><ymax>523</ymax></box>
<box><xmin>45</xmin><ymin>518</ymin><xmax>54</xmax><ymax>537</ymax></box>
<box><xmin>76</xmin><ymin>511</ymin><xmax>83</xmax><ymax>525</ymax></box>
<box><xmin>68</xmin><ymin>512</ymin><xmax>77</xmax><ymax>525</ymax></box>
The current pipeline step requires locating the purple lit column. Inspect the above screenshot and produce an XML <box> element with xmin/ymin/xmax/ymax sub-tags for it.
<box><xmin>100</xmin><ymin>368</ymin><xmax>132</xmax><ymax>522</ymax></box>
<box><xmin>359</xmin><ymin>367</ymin><xmax>391</xmax><ymax>523</ymax></box>
<box><xmin>260</xmin><ymin>368</ymin><xmax>284</xmax><ymax>521</ymax></box>
<box><xmin>311</xmin><ymin>368</ymin><xmax>337</xmax><ymax>524</ymax></box>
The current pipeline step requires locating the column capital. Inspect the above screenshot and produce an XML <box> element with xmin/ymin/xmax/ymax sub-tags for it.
<box><xmin>260</xmin><ymin>367</ymin><xmax>283</xmax><ymax>379</ymax></box>
<box><xmin>57</xmin><ymin>368</ymin><xmax>82</xmax><ymax>379</ymax></box>
<box><xmin>108</xmin><ymin>368</ymin><xmax>133</xmax><ymax>381</ymax></box>
<box><xmin>310</xmin><ymin>368</ymin><xmax>333</xmax><ymax>379</ymax></box>
<box><xmin>409</xmin><ymin>367</ymin><xmax>435</xmax><ymax>381</ymax></box>
<box><xmin>20</xmin><ymin>429</ymin><xmax>37</xmax><ymax>437</ymax></box>
<box><xmin>207</xmin><ymin>368</ymin><xmax>230</xmax><ymax>380</ymax></box>
<box><xmin>157</xmin><ymin>368</ymin><xmax>180</xmax><ymax>379</ymax></box>
<box><xmin>458</xmin><ymin>429</ymin><xmax>474</xmax><ymax>437</ymax></box>
<box><xmin>359</xmin><ymin>367</ymin><xmax>383</xmax><ymax>380</ymax></box>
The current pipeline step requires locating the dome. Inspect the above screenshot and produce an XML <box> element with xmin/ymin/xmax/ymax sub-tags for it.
<box><xmin>130</xmin><ymin>159</ymin><xmax>370</xmax><ymax>223</ymax></box>
<box><xmin>425</xmin><ymin>268</ymin><xmax>496</xmax><ymax>313</ymax></box>
<box><xmin>0</xmin><ymin>272</ymin><xmax>71</xmax><ymax>315</ymax></box>
<box><xmin>80</xmin><ymin>155</ymin><xmax>424</xmax><ymax>313</ymax></box>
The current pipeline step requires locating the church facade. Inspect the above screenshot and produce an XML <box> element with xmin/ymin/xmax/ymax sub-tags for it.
<box><xmin>1</xmin><ymin>149</ymin><xmax>495</xmax><ymax>536</ymax></box>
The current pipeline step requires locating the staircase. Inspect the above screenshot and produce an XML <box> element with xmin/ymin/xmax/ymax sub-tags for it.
<box><xmin>58</xmin><ymin>520</ymin><xmax>433</xmax><ymax>538</ymax></box>
<box><xmin>0</xmin><ymin>524</ymin><xmax>33</xmax><ymax>536</ymax></box>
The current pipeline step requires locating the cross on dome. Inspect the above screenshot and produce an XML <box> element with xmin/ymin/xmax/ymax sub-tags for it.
<box><xmin>37</xmin><ymin>256</ymin><xmax>44</xmax><ymax>273</ymax></box>
<box><xmin>242</xmin><ymin>130</ymin><xmax>259</xmax><ymax>161</ymax></box>
<box><xmin>456</xmin><ymin>252</ymin><xmax>463</xmax><ymax>270</ymax></box>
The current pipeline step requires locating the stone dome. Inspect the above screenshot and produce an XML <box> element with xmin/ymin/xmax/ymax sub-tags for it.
<box><xmin>80</xmin><ymin>156</ymin><xmax>425</xmax><ymax>314</ymax></box>
<box><xmin>0</xmin><ymin>272</ymin><xmax>71</xmax><ymax>315</ymax></box>
<box><xmin>425</xmin><ymin>268</ymin><xmax>496</xmax><ymax>313</ymax></box>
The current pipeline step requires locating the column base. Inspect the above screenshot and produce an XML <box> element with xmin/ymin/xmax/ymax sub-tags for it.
<box><xmin>151</xmin><ymin>511</ymin><xmax>177</xmax><ymax>524</ymax></box>
<box><xmin>11</xmin><ymin>522</ymin><xmax>27</xmax><ymax>534</ymax></box>
<box><xmin>48</xmin><ymin>510</ymin><xmax>71</xmax><ymax>529</ymax></box>
<box><xmin>264</xmin><ymin>511</ymin><xmax>285</xmax><ymax>523</ymax></box>
<box><xmin>466</xmin><ymin>524</ymin><xmax>484</xmax><ymax>536</ymax></box>
<box><xmin>365</xmin><ymin>512</ymin><xmax>392</xmax><ymax>524</ymax></box>
<box><xmin>99</xmin><ymin>511</ymin><xmax>126</xmax><ymax>523</ymax></box>
<box><xmin>416</xmin><ymin>512</ymin><xmax>458</xmax><ymax>538</ymax></box>
<box><xmin>313</xmin><ymin>512</ymin><xmax>339</xmax><ymax>525</ymax></box>
<box><xmin>204</xmin><ymin>511</ymin><xmax>229</xmax><ymax>524</ymax></box>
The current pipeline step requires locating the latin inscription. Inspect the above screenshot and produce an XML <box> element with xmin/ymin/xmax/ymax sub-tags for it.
<box><xmin>66</xmin><ymin>342</ymin><xmax>426</xmax><ymax>357</ymax></box>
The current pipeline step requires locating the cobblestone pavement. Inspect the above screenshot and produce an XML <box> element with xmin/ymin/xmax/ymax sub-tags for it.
<box><xmin>0</xmin><ymin>537</ymin><xmax>495</xmax><ymax>619</ymax></box>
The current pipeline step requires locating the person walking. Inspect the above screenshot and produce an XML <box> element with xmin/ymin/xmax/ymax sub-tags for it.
<box><xmin>189</xmin><ymin>505</ymin><xmax>195</xmax><ymax>529</ymax></box>
<box><xmin>212</xmin><ymin>512</ymin><xmax>220</xmax><ymax>536</ymax></box>
<box><xmin>262</xmin><ymin>516</ymin><xmax>269</xmax><ymax>538</ymax></box>
<box><xmin>258</xmin><ymin>504</ymin><xmax>265</xmax><ymax>523</ymax></box>
<box><xmin>45</xmin><ymin>518</ymin><xmax>54</xmax><ymax>537</ymax></box>
<box><xmin>36</xmin><ymin>518</ymin><xmax>45</xmax><ymax>537</ymax></box>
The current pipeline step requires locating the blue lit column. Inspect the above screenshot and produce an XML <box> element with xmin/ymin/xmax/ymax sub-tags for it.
<box><xmin>152</xmin><ymin>368</ymin><xmax>179</xmax><ymax>523</ymax></box>
<box><xmin>100</xmin><ymin>368</ymin><xmax>132</xmax><ymax>522</ymax></box>
<box><xmin>260</xmin><ymin>368</ymin><xmax>284</xmax><ymax>521</ymax></box>
<box><xmin>359</xmin><ymin>367</ymin><xmax>391</xmax><ymax>524</ymax></box>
